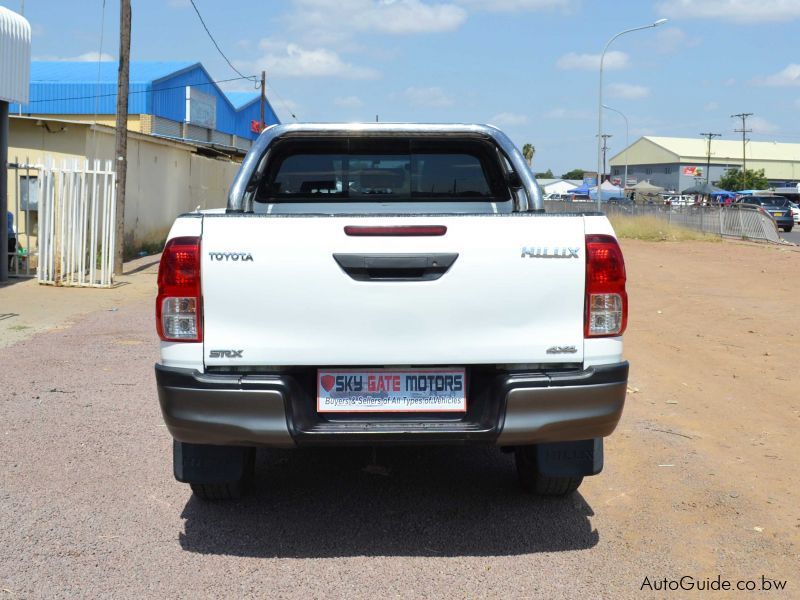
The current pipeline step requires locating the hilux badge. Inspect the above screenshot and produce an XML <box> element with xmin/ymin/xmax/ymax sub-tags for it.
<box><xmin>521</xmin><ymin>247</ymin><xmax>580</xmax><ymax>258</ymax></box>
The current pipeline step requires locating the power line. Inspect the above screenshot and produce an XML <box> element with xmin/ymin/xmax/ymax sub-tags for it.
<box><xmin>20</xmin><ymin>76</ymin><xmax>254</xmax><ymax>104</ymax></box>
<box><xmin>187</xmin><ymin>0</ymin><xmax>298</xmax><ymax>122</ymax></box>
<box><xmin>188</xmin><ymin>0</ymin><xmax>253</xmax><ymax>82</ymax></box>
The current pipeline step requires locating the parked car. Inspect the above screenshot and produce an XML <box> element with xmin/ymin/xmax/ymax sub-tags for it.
<box><xmin>154</xmin><ymin>123</ymin><xmax>629</xmax><ymax>500</ymax></box>
<box><xmin>788</xmin><ymin>201</ymin><xmax>800</xmax><ymax>225</ymax></box>
<box><xmin>736</xmin><ymin>196</ymin><xmax>794</xmax><ymax>232</ymax></box>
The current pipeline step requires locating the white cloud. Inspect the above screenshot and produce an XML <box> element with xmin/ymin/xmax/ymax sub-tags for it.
<box><xmin>758</xmin><ymin>64</ymin><xmax>800</xmax><ymax>86</ymax></box>
<box><xmin>403</xmin><ymin>86</ymin><xmax>454</xmax><ymax>107</ymax></box>
<box><xmin>34</xmin><ymin>52</ymin><xmax>114</xmax><ymax>62</ymax></box>
<box><xmin>607</xmin><ymin>83</ymin><xmax>650</xmax><ymax>99</ymax></box>
<box><xmin>748</xmin><ymin>116</ymin><xmax>779</xmax><ymax>134</ymax></box>
<box><xmin>654</xmin><ymin>27</ymin><xmax>701</xmax><ymax>53</ymax></box>
<box><xmin>456</xmin><ymin>0</ymin><xmax>572</xmax><ymax>11</ymax></box>
<box><xmin>247</xmin><ymin>42</ymin><xmax>379</xmax><ymax>79</ymax></box>
<box><xmin>704</xmin><ymin>101</ymin><xmax>719</xmax><ymax>111</ymax></box>
<box><xmin>288</xmin><ymin>0</ymin><xmax>467</xmax><ymax>41</ymax></box>
<box><xmin>545</xmin><ymin>107</ymin><xmax>592</xmax><ymax>119</ymax></box>
<box><xmin>334</xmin><ymin>95</ymin><xmax>364</xmax><ymax>108</ymax></box>
<box><xmin>556</xmin><ymin>50</ymin><xmax>629</xmax><ymax>71</ymax></box>
<box><xmin>657</xmin><ymin>0</ymin><xmax>800</xmax><ymax>23</ymax></box>
<box><xmin>490</xmin><ymin>112</ymin><xmax>529</xmax><ymax>126</ymax></box>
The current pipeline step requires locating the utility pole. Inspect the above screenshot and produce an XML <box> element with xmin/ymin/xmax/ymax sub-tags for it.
<box><xmin>699</xmin><ymin>132</ymin><xmax>721</xmax><ymax>184</ymax></box>
<box><xmin>259</xmin><ymin>71</ymin><xmax>266</xmax><ymax>131</ymax></box>
<box><xmin>113</xmin><ymin>0</ymin><xmax>131</xmax><ymax>276</ymax></box>
<box><xmin>600</xmin><ymin>134</ymin><xmax>612</xmax><ymax>184</ymax></box>
<box><xmin>731</xmin><ymin>113</ymin><xmax>752</xmax><ymax>189</ymax></box>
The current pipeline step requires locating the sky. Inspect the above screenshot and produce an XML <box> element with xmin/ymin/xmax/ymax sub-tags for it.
<box><xmin>3</xmin><ymin>0</ymin><xmax>800</xmax><ymax>176</ymax></box>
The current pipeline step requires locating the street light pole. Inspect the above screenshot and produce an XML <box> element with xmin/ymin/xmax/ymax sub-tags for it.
<box><xmin>597</xmin><ymin>18</ymin><xmax>667</xmax><ymax>209</ymax></box>
<box><xmin>603</xmin><ymin>104</ymin><xmax>628</xmax><ymax>191</ymax></box>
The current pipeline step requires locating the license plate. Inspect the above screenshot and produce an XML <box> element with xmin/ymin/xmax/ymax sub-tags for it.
<box><xmin>773</xmin><ymin>212</ymin><xmax>784</xmax><ymax>217</ymax></box>
<box><xmin>317</xmin><ymin>368</ymin><xmax>467</xmax><ymax>413</ymax></box>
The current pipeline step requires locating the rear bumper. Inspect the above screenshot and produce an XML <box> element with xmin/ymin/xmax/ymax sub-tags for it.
<box><xmin>155</xmin><ymin>362</ymin><xmax>628</xmax><ymax>447</ymax></box>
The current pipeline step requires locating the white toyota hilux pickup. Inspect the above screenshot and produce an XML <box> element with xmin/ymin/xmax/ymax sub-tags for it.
<box><xmin>155</xmin><ymin>123</ymin><xmax>629</xmax><ymax>500</ymax></box>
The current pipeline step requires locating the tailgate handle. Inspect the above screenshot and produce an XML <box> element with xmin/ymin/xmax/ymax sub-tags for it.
<box><xmin>333</xmin><ymin>253</ymin><xmax>458</xmax><ymax>282</ymax></box>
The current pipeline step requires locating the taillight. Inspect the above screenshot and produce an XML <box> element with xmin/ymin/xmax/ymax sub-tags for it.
<box><xmin>585</xmin><ymin>234</ymin><xmax>627</xmax><ymax>337</ymax></box>
<box><xmin>156</xmin><ymin>236</ymin><xmax>202</xmax><ymax>342</ymax></box>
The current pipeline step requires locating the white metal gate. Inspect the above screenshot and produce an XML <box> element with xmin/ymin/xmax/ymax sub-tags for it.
<box><xmin>37</xmin><ymin>159</ymin><xmax>117</xmax><ymax>287</ymax></box>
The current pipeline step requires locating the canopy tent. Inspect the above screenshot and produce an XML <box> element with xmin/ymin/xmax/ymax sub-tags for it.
<box><xmin>681</xmin><ymin>182</ymin><xmax>723</xmax><ymax>195</ymax></box>
<box><xmin>630</xmin><ymin>181</ymin><xmax>664</xmax><ymax>193</ymax></box>
<box><xmin>589</xmin><ymin>180</ymin><xmax>624</xmax><ymax>201</ymax></box>
<box><xmin>565</xmin><ymin>184</ymin><xmax>591</xmax><ymax>195</ymax></box>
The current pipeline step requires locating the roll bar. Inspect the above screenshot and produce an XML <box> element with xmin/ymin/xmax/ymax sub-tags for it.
<box><xmin>226</xmin><ymin>123</ymin><xmax>543</xmax><ymax>213</ymax></box>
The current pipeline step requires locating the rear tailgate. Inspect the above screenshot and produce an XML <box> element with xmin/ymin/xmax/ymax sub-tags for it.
<box><xmin>201</xmin><ymin>214</ymin><xmax>586</xmax><ymax>366</ymax></box>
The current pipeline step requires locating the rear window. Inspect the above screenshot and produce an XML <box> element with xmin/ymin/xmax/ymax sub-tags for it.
<box><xmin>255</xmin><ymin>138</ymin><xmax>510</xmax><ymax>204</ymax></box>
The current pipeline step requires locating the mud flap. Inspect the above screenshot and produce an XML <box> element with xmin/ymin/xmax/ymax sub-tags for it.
<box><xmin>173</xmin><ymin>440</ymin><xmax>252</xmax><ymax>484</ymax></box>
<box><xmin>535</xmin><ymin>438</ymin><xmax>603</xmax><ymax>477</ymax></box>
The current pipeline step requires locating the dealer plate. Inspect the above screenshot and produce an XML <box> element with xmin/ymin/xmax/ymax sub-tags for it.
<box><xmin>317</xmin><ymin>368</ymin><xmax>466</xmax><ymax>413</ymax></box>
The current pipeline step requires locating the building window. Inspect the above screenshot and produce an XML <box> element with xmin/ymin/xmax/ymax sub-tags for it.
<box><xmin>665</xmin><ymin>167</ymin><xmax>672</xmax><ymax>174</ymax></box>
<box><xmin>613</xmin><ymin>168</ymin><xmax>620</xmax><ymax>176</ymax></box>
<box><xmin>645</xmin><ymin>168</ymin><xmax>653</xmax><ymax>175</ymax></box>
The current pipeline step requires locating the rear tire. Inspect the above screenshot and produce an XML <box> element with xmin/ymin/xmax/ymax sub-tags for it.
<box><xmin>783</xmin><ymin>226</ymin><xmax>793</xmax><ymax>232</ymax></box>
<box><xmin>175</xmin><ymin>444</ymin><xmax>255</xmax><ymax>501</ymax></box>
<box><xmin>515</xmin><ymin>445</ymin><xmax>583</xmax><ymax>496</ymax></box>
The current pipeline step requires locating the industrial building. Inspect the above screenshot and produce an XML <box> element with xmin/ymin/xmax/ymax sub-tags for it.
<box><xmin>9</xmin><ymin>61</ymin><xmax>279</xmax><ymax>154</ymax></box>
<box><xmin>609</xmin><ymin>136</ymin><xmax>800</xmax><ymax>191</ymax></box>
<box><xmin>4</xmin><ymin>60</ymin><xmax>282</xmax><ymax>264</ymax></box>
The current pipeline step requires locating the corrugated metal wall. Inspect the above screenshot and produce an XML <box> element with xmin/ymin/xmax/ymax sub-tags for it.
<box><xmin>0</xmin><ymin>7</ymin><xmax>31</xmax><ymax>104</ymax></box>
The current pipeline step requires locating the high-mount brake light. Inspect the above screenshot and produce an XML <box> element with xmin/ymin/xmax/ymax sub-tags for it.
<box><xmin>584</xmin><ymin>234</ymin><xmax>627</xmax><ymax>338</ymax></box>
<box><xmin>344</xmin><ymin>225</ymin><xmax>447</xmax><ymax>237</ymax></box>
<box><xmin>156</xmin><ymin>236</ymin><xmax>202</xmax><ymax>342</ymax></box>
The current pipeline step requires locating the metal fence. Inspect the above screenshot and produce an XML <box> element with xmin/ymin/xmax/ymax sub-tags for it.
<box><xmin>36</xmin><ymin>159</ymin><xmax>117</xmax><ymax>287</ymax></box>
<box><xmin>5</xmin><ymin>159</ymin><xmax>39</xmax><ymax>278</ymax></box>
<box><xmin>544</xmin><ymin>201</ymin><xmax>782</xmax><ymax>244</ymax></box>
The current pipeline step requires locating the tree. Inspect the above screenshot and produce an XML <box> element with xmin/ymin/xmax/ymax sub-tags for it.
<box><xmin>535</xmin><ymin>169</ymin><xmax>554</xmax><ymax>178</ymax></box>
<box><xmin>716</xmin><ymin>168</ymin><xmax>769</xmax><ymax>191</ymax></box>
<box><xmin>522</xmin><ymin>143</ymin><xmax>535</xmax><ymax>166</ymax></box>
<box><xmin>561</xmin><ymin>168</ymin><xmax>586</xmax><ymax>180</ymax></box>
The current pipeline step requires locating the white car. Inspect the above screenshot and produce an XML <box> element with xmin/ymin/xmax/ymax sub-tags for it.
<box><xmin>789</xmin><ymin>201</ymin><xmax>800</xmax><ymax>225</ymax></box>
<box><xmin>154</xmin><ymin>123</ymin><xmax>629</xmax><ymax>500</ymax></box>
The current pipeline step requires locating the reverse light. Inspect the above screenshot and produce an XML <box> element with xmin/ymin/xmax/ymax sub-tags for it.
<box><xmin>156</xmin><ymin>236</ymin><xmax>202</xmax><ymax>342</ymax></box>
<box><xmin>585</xmin><ymin>234</ymin><xmax>627</xmax><ymax>337</ymax></box>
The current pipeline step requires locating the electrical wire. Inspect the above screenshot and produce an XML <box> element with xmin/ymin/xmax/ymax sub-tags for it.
<box><xmin>188</xmin><ymin>0</ymin><xmax>254</xmax><ymax>83</ymax></box>
<box><xmin>266</xmin><ymin>81</ymin><xmax>298</xmax><ymax>121</ymax></box>
<box><xmin>22</xmin><ymin>76</ymin><xmax>255</xmax><ymax>104</ymax></box>
<box><xmin>186</xmin><ymin>0</ymin><xmax>298</xmax><ymax>121</ymax></box>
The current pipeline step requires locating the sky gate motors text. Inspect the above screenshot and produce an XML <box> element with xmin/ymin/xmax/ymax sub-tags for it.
<box><xmin>333</xmin><ymin>374</ymin><xmax>464</xmax><ymax>393</ymax></box>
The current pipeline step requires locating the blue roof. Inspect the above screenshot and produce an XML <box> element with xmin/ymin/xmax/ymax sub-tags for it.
<box><xmin>29</xmin><ymin>61</ymin><xmax>197</xmax><ymax>84</ymax></box>
<box><xmin>11</xmin><ymin>61</ymin><xmax>279</xmax><ymax>140</ymax></box>
<box><xmin>225</xmin><ymin>91</ymin><xmax>260</xmax><ymax>109</ymax></box>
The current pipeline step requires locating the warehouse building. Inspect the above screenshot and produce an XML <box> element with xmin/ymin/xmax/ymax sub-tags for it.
<box><xmin>9</xmin><ymin>61</ymin><xmax>279</xmax><ymax>153</ymax></box>
<box><xmin>609</xmin><ymin>136</ymin><xmax>800</xmax><ymax>191</ymax></box>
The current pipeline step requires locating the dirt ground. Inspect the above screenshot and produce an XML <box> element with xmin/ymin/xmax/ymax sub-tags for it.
<box><xmin>0</xmin><ymin>239</ymin><xmax>798</xmax><ymax>598</ymax></box>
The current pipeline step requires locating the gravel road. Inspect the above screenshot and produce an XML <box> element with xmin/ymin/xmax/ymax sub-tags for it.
<box><xmin>1</xmin><ymin>240</ymin><xmax>797</xmax><ymax>598</ymax></box>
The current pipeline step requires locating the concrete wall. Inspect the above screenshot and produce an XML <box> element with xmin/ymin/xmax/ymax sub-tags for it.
<box><xmin>7</xmin><ymin>116</ymin><xmax>241</xmax><ymax>255</ymax></box>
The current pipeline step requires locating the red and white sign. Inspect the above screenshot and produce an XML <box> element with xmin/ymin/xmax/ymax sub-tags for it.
<box><xmin>683</xmin><ymin>166</ymin><xmax>704</xmax><ymax>177</ymax></box>
<box><xmin>317</xmin><ymin>368</ymin><xmax>466</xmax><ymax>413</ymax></box>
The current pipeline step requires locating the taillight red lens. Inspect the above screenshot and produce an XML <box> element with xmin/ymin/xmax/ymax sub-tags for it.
<box><xmin>585</xmin><ymin>234</ymin><xmax>627</xmax><ymax>337</ymax></box>
<box><xmin>156</xmin><ymin>236</ymin><xmax>202</xmax><ymax>342</ymax></box>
